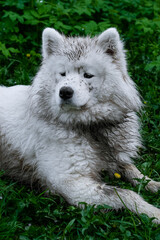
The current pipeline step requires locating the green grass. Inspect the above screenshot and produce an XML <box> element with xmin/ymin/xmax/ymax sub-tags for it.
<box><xmin>0</xmin><ymin>0</ymin><xmax>160</xmax><ymax>239</ymax></box>
<box><xmin>0</xmin><ymin>173</ymin><xmax>160</xmax><ymax>239</ymax></box>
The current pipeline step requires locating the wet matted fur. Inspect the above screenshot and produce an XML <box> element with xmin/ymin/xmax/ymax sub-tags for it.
<box><xmin>0</xmin><ymin>28</ymin><xmax>160</xmax><ymax>223</ymax></box>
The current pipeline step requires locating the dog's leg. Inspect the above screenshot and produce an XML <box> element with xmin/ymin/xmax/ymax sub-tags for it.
<box><xmin>53</xmin><ymin>176</ymin><xmax>160</xmax><ymax>224</ymax></box>
<box><xmin>120</xmin><ymin>164</ymin><xmax>160</xmax><ymax>193</ymax></box>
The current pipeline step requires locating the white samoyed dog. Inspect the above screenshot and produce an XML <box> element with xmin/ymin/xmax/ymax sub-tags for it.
<box><xmin>0</xmin><ymin>28</ymin><xmax>160</xmax><ymax>223</ymax></box>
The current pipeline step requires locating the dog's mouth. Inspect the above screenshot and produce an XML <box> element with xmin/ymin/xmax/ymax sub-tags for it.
<box><xmin>60</xmin><ymin>101</ymin><xmax>88</xmax><ymax>111</ymax></box>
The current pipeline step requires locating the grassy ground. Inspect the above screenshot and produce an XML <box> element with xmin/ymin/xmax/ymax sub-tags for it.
<box><xmin>0</xmin><ymin>170</ymin><xmax>160</xmax><ymax>239</ymax></box>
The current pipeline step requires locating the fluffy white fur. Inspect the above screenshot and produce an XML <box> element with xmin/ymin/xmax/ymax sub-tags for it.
<box><xmin>0</xmin><ymin>28</ymin><xmax>160</xmax><ymax>223</ymax></box>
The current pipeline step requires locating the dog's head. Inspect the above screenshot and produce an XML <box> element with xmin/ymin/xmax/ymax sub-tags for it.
<box><xmin>32</xmin><ymin>28</ymin><xmax>142</xmax><ymax>125</ymax></box>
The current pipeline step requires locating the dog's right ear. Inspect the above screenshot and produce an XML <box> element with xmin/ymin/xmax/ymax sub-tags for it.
<box><xmin>42</xmin><ymin>28</ymin><xmax>63</xmax><ymax>59</ymax></box>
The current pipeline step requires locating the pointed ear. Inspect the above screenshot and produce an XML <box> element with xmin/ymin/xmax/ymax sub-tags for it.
<box><xmin>97</xmin><ymin>28</ymin><xmax>123</xmax><ymax>57</ymax></box>
<box><xmin>42</xmin><ymin>28</ymin><xmax>63</xmax><ymax>59</ymax></box>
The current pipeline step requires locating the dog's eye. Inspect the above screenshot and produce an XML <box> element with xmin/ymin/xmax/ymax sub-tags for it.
<box><xmin>60</xmin><ymin>72</ymin><xmax>66</xmax><ymax>77</ymax></box>
<box><xmin>84</xmin><ymin>73</ymin><xmax>94</xmax><ymax>79</ymax></box>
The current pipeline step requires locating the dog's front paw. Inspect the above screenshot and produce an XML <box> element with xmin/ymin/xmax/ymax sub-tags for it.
<box><xmin>152</xmin><ymin>211</ymin><xmax>160</xmax><ymax>225</ymax></box>
<box><xmin>145</xmin><ymin>180</ymin><xmax>160</xmax><ymax>193</ymax></box>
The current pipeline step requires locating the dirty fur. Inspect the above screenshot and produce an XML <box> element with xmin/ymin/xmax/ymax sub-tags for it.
<box><xmin>0</xmin><ymin>28</ymin><xmax>160</xmax><ymax>223</ymax></box>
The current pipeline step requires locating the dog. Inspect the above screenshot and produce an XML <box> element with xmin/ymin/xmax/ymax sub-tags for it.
<box><xmin>0</xmin><ymin>27</ymin><xmax>160</xmax><ymax>223</ymax></box>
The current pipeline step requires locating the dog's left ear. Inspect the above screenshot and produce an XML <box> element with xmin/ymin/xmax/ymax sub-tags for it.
<box><xmin>97</xmin><ymin>28</ymin><xmax>123</xmax><ymax>57</ymax></box>
<box><xmin>98</xmin><ymin>28</ymin><xmax>128</xmax><ymax>76</ymax></box>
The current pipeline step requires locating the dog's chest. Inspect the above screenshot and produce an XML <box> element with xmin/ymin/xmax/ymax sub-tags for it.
<box><xmin>36</xmin><ymin>126</ymin><xmax>107</xmax><ymax>177</ymax></box>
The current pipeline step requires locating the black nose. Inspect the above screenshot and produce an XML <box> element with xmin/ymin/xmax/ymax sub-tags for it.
<box><xmin>59</xmin><ymin>86</ymin><xmax>74</xmax><ymax>100</ymax></box>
